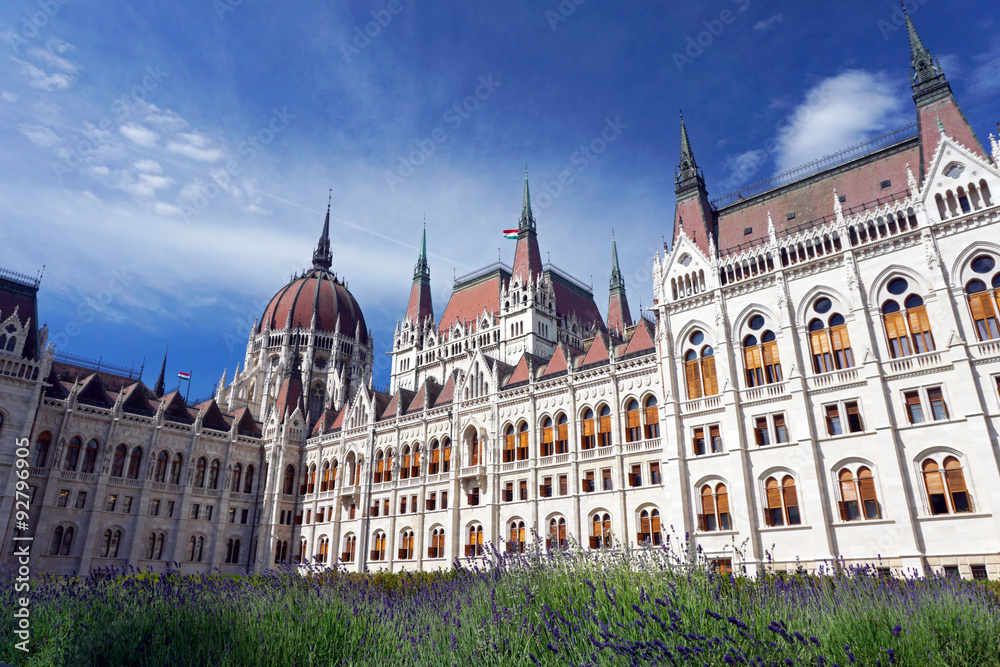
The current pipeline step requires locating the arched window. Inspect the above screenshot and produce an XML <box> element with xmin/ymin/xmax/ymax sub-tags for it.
<box><xmin>540</xmin><ymin>417</ymin><xmax>554</xmax><ymax>457</ymax></box>
<box><xmin>320</xmin><ymin>460</ymin><xmax>330</xmax><ymax>491</ymax></box>
<box><xmin>81</xmin><ymin>439</ymin><xmax>99</xmax><ymax>474</ymax></box>
<box><xmin>225</xmin><ymin>538</ymin><xmax>243</xmax><ymax>564</ymax></box>
<box><xmin>764</xmin><ymin>476</ymin><xmax>801</xmax><ymax>526</ymax></box>
<box><xmin>242</xmin><ymin>464</ymin><xmax>254</xmax><ymax>493</ymax></box>
<box><xmin>625</xmin><ymin>400</ymin><xmax>642</xmax><ymax>442</ymax></box>
<box><xmin>400</xmin><ymin>445</ymin><xmax>411</xmax><ymax>479</ymax></box>
<box><xmin>374</xmin><ymin>450</ymin><xmax>385</xmax><ymax>483</ymax></box>
<box><xmin>643</xmin><ymin>397</ymin><xmax>660</xmax><ymax>439</ymax></box>
<box><xmin>127</xmin><ymin>447</ymin><xmax>144</xmax><ymax>480</ymax></box>
<box><xmin>508</xmin><ymin>520</ymin><xmax>526</xmax><ymax>554</ymax></box>
<box><xmin>154</xmin><ymin>451</ymin><xmax>169</xmax><ymax>483</ymax></box>
<box><xmin>546</xmin><ymin>517</ymin><xmax>567</xmax><ymax>549</ymax></box>
<box><xmin>49</xmin><ymin>526</ymin><xmax>64</xmax><ymax>555</ymax></box>
<box><xmin>316</xmin><ymin>536</ymin><xmax>328</xmax><ymax>564</ymax></box>
<box><xmin>297</xmin><ymin>539</ymin><xmax>307</xmax><ymax>563</ymax></box>
<box><xmin>467</xmin><ymin>524</ymin><xmax>484</xmax><ymax>556</ymax></box>
<box><xmin>153</xmin><ymin>533</ymin><xmax>164</xmax><ymax>560</ymax></box>
<box><xmin>837</xmin><ymin>467</ymin><xmax>880</xmax><ymax>521</ymax></box>
<box><xmin>100</xmin><ymin>529</ymin><xmax>114</xmax><ymax>558</ymax></box>
<box><xmin>307</xmin><ymin>463</ymin><xmax>316</xmax><ymax>494</ymax></box>
<box><xmin>64</xmin><ymin>436</ymin><xmax>82</xmax><ymax>471</ymax></box>
<box><xmin>167</xmin><ymin>453</ymin><xmax>182</xmax><ymax>485</ymax></box>
<box><xmin>398</xmin><ymin>530</ymin><xmax>414</xmax><ymax>560</ymax></box>
<box><xmin>59</xmin><ymin>526</ymin><xmax>73</xmax><ymax>556</ymax></box>
<box><xmin>274</xmin><ymin>539</ymin><xmax>288</xmax><ymax>564</ymax></box>
<box><xmin>283</xmin><ymin>465</ymin><xmax>295</xmax><ymax>495</ymax></box>
<box><xmin>207</xmin><ymin>459</ymin><xmax>220</xmax><ymax>490</ymax></box>
<box><xmin>580</xmin><ymin>409</ymin><xmax>596</xmax><ymax>450</ymax></box>
<box><xmin>231</xmin><ymin>463</ymin><xmax>243</xmax><ymax>493</ymax></box>
<box><xmin>146</xmin><ymin>532</ymin><xmax>165</xmax><ymax>560</ymax></box>
<box><xmin>637</xmin><ymin>509</ymin><xmax>662</xmax><ymax>545</ymax></box>
<box><xmin>193</xmin><ymin>457</ymin><xmax>207</xmax><ymax>487</ymax></box>
<box><xmin>590</xmin><ymin>513</ymin><xmax>612</xmax><ymax>549</ymax></box>
<box><xmin>698</xmin><ymin>484</ymin><xmax>731</xmax><ymax>531</ymax></box>
<box><xmin>144</xmin><ymin>532</ymin><xmax>156</xmax><ymax>560</ymax></box>
<box><xmin>34</xmin><ymin>431</ymin><xmax>52</xmax><ymax>468</ymax></box>
<box><xmin>743</xmin><ymin>329</ymin><xmax>781</xmax><ymax>388</ymax></box>
<box><xmin>100</xmin><ymin>529</ymin><xmax>122</xmax><ymax>558</ymax></box>
<box><xmin>370</xmin><ymin>531</ymin><xmax>386</xmax><ymax>561</ymax></box>
<box><xmin>881</xmin><ymin>279</ymin><xmax>935</xmax><ymax>358</ymax></box>
<box><xmin>194</xmin><ymin>536</ymin><xmax>204</xmax><ymax>562</ymax></box>
<box><xmin>965</xmin><ymin>273</ymin><xmax>1000</xmax><ymax>341</ymax></box>
<box><xmin>503</xmin><ymin>425</ymin><xmax>516</xmax><ymax>463</ymax></box>
<box><xmin>441</xmin><ymin>438</ymin><xmax>452</xmax><ymax>473</ymax></box>
<box><xmin>342</xmin><ymin>534</ymin><xmax>357</xmax><ymax>562</ymax></box>
<box><xmin>597</xmin><ymin>405</ymin><xmax>612</xmax><ymax>447</ymax></box>
<box><xmin>555</xmin><ymin>414</ymin><xmax>569</xmax><ymax>454</ymax></box>
<box><xmin>111</xmin><ymin>444</ymin><xmax>127</xmax><ymax>478</ymax></box>
<box><xmin>428</xmin><ymin>528</ymin><xmax>445</xmax><ymax>558</ymax></box>
<box><xmin>684</xmin><ymin>337</ymin><xmax>718</xmax><ymax>399</ymax></box>
<box><xmin>922</xmin><ymin>457</ymin><xmax>973</xmax><ymax>515</ymax></box>
<box><xmin>430</xmin><ymin>440</ymin><xmax>441</xmax><ymax>474</ymax></box>
<box><xmin>809</xmin><ymin>314</ymin><xmax>854</xmax><ymax>373</ymax></box>
<box><xmin>517</xmin><ymin>423</ymin><xmax>528</xmax><ymax>461</ymax></box>
<box><xmin>469</xmin><ymin>432</ymin><xmax>480</xmax><ymax>467</ymax></box>
<box><xmin>383</xmin><ymin>449</ymin><xmax>393</xmax><ymax>482</ymax></box>
<box><xmin>411</xmin><ymin>444</ymin><xmax>421</xmax><ymax>477</ymax></box>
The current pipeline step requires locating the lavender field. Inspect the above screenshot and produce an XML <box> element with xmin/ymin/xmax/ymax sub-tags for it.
<box><xmin>3</xmin><ymin>541</ymin><xmax>999</xmax><ymax>666</ymax></box>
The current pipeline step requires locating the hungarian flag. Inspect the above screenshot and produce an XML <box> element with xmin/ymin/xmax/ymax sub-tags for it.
<box><xmin>178</xmin><ymin>371</ymin><xmax>191</xmax><ymax>381</ymax></box>
<box><xmin>503</xmin><ymin>229</ymin><xmax>518</xmax><ymax>240</ymax></box>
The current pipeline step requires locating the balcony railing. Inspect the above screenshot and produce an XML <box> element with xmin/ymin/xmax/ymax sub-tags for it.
<box><xmin>807</xmin><ymin>367</ymin><xmax>861</xmax><ymax>391</ymax></box>
<box><xmin>681</xmin><ymin>395</ymin><xmax>722</xmax><ymax>414</ymax></box>
<box><xmin>741</xmin><ymin>381</ymin><xmax>788</xmax><ymax>403</ymax></box>
<box><xmin>884</xmin><ymin>350</ymin><xmax>946</xmax><ymax>377</ymax></box>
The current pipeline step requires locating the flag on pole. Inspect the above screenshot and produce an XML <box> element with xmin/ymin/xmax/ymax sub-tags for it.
<box><xmin>178</xmin><ymin>371</ymin><xmax>191</xmax><ymax>380</ymax></box>
<box><xmin>503</xmin><ymin>229</ymin><xmax>518</xmax><ymax>240</ymax></box>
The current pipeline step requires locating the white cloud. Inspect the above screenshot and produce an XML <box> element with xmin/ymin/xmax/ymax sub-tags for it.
<box><xmin>716</xmin><ymin>149</ymin><xmax>769</xmax><ymax>193</ymax></box>
<box><xmin>87</xmin><ymin>165</ymin><xmax>111</xmax><ymax>177</ymax></box>
<box><xmin>10</xmin><ymin>57</ymin><xmax>72</xmax><ymax>90</ymax></box>
<box><xmin>118</xmin><ymin>171</ymin><xmax>174</xmax><ymax>197</ymax></box>
<box><xmin>1</xmin><ymin>91</ymin><xmax>18</xmax><ymax>103</ymax></box>
<box><xmin>18</xmin><ymin>124</ymin><xmax>61</xmax><ymax>148</ymax></box>
<box><xmin>754</xmin><ymin>14</ymin><xmax>785</xmax><ymax>32</ymax></box>
<box><xmin>120</xmin><ymin>123</ymin><xmax>160</xmax><ymax>148</ymax></box>
<box><xmin>137</xmin><ymin>102</ymin><xmax>187</xmax><ymax>132</ymax></box>
<box><xmin>773</xmin><ymin>70</ymin><xmax>907</xmax><ymax>173</ymax></box>
<box><xmin>968</xmin><ymin>39</ymin><xmax>1000</xmax><ymax>97</ymax></box>
<box><xmin>166</xmin><ymin>132</ymin><xmax>224</xmax><ymax>162</ymax></box>
<box><xmin>26</xmin><ymin>46</ymin><xmax>77</xmax><ymax>73</ymax></box>
<box><xmin>244</xmin><ymin>204</ymin><xmax>272</xmax><ymax>215</ymax></box>
<box><xmin>154</xmin><ymin>202</ymin><xmax>184</xmax><ymax>216</ymax></box>
<box><xmin>134</xmin><ymin>159</ymin><xmax>163</xmax><ymax>174</ymax></box>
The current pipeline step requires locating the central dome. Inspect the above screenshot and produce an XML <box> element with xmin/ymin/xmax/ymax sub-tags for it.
<box><xmin>258</xmin><ymin>267</ymin><xmax>369</xmax><ymax>343</ymax></box>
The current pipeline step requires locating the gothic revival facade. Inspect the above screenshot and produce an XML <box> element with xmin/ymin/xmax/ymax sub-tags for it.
<box><xmin>3</xmin><ymin>13</ymin><xmax>1000</xmax><ymax>579</ymax></box>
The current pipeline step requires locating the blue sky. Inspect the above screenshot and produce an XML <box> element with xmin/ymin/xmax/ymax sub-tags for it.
<box><xmin>1</xmin><ymin>0</ymin><xmax>997</xmax><ymax>399</ymax></box>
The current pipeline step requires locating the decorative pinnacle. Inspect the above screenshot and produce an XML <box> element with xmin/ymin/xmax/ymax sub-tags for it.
<box><xmin>413</xmin><ymin>217</ymin><xmax>430</xmax><ymax>282</ymax></box>
<box><xmin>153</xmin><ymin>346</ymin><xmax>167</xmax><ymax>398</ymax></box>
<box><xmin>610</xmin><ymin>229</ymin><xmax>625</xmax><ymax>293</ymax></box>
<box><xmin>285</xmin><ymin>338</ymin><xmax>302</xmax><ymax>379</ymax></box>
<box><xmin>519</xmin><ymin>163</ymin><xmax>535</xmax><ymax>232</ymax></box>
<box><xmin>902</xmin><ymin>3</ymin><xmax>944</xmax><ymax>90</ymax></box>
<box><xmin>312</xmin><ymin>191</ymin><xmax>333</xmax><ymax>270</ymax></box>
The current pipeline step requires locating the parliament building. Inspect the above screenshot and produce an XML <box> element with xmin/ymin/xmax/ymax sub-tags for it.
<box><xmin>3</xmin><ymin>14</ymin><xmax>1000</xmax><ymax>579</ymax></box>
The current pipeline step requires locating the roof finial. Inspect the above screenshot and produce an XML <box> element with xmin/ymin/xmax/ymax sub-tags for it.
<box><xmin>519</xmin><ymin>163</ymin><xmax>535</xmax><ymax>233</ymax></box>
<box><xmin>413</xmin><ymin>218</ymin><xmax>430</xmax><ymax>282</ymax></box>
<box><xmin>153</xmin><ymin>346</ymin><xmax>167</xmax><ymax>398</ymax></box>
<box><xmin>312</xmin><ymin>191</ymin><xmax>333</xmax><ymax>270</ymax></box>
<box><xmin>609</xmin><ymin>229</ymin><xmax>625</xmax><ymax>293</ymax></box>
<box><xmin>902</xmin><ymin>3</ymin><xmax>945</xmax><ymax>93</ymax></box>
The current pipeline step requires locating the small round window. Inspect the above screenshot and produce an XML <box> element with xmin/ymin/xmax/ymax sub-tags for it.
<box><xmin>689</xmin><ymin>331</ymin><xmax>704</xmax><ymax>346</ymax></box>
<box><xmin>971</xmin><ymin>255</ymin><xmax>996</xmax><ymax>274</ymax></box>
<box><xmin>887</xmin><ymin>278</ymin><xmax>908</xmax><ymax>295</ymax></box>
<box><xmin>748</xmin><ymin>315</ymin><xmax>765</xmax><ymax>331</ymax></box>
<box><xmin>813</xmin><ymin>297</ymin><xmax>832</xmax><ymax>314</ymax></box>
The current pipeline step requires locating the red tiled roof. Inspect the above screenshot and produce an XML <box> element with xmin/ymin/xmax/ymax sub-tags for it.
<box><xmin>550</xmin><ymin>273</ymin><xmax>606</xmax><ymax>333</ymax></box>
<box><xmin>160</xmin><ymin>391</ymin><xmax>193</xmax><ymax>423</ymax></box>
<box><xmin>372</xmin><ymin>390</ymin><xmax>393</xmax><ymax>420</ymax></box>
<box><xmin>0</xmin><ymin>274</ymin><xmax>40</xmax><ymax>360</ymax></box>
<box><xmin>917</xmin><ymin>96</ymin><xmax>987</xmax><ymax>173</ymax></box>
<box><xmin>438</xmin><ymin>274</ymin><xmax>501</xmax><ymax>335</ymax></box>
<box><xmin>381</xmin><ymin>388</ymin><xmax>416</xmax><ymax>420</ymax></box>
<box><xmin>505</xmin><ymin>354</ymin><xmax>532</xmax><ymax>387</ymax></box>
<box><xmin>232</xmin><ymin>407</ymin><xmax>262</xmax><ymax>436</ymax></box>
<box><xmin>607</xmin><ymin>291</ymin><xmax>633</xmax><ymax>336</ymax></box>
<box><xmin>75</xmin><ymin>373</ymin><xmax>113</xmax><ymax>407</ymax></box>
<box><xmin>311</xmin><ymin>407</ymin><xmax>339</xmax><ymax>436</ymax></box>
<box><xmin>273</xmin><ymin>372</ymin><xmax>303</xmax><ymax>422</ymax></box>
<box><xmin>621</xmin><ymin>319</ymin><xmax>656</xmax><ymax>358</ymax></box>
<box><xmin>405</xmin><ymin>279</ymin><xmax>434</xmax><ymax>324</ymax></box>
<box><xmin>512</xmin><ymin>234</ymin><xmax>543</xmax><ymax>284</ymax></box>
<box><xmin>330</xmin><ymin>407</ymin><xmax>346</xmax><ymax>430</ymax></box>
<box><xmin>716</xmin><ymin>140</ymin><xmax>920</xmax><ymax>254</ymax></box>
<box><xmin>120</xmin><ymin>382</ymin><xmax>155</xmax><ymax>415</ymax></box>
<box><xmin>434</xmin><ymin>375</ymin><xmax>455</xmax><ymax>407</ymax></box>
<box><xmin>579</xmin><ymin>333</ymin><xmax>610</xmax><ymax>368</ymax></box>
<box><xmin>407</xmin><ymin>378</ymin><xmax>442</xmax><ymax>412</ymax></box>
<box><xmin>258</xmin><ymin>267</ymin><xmax>368</xmax><ymax>343</ymax></box>
<box><xmin>200</xmin><ymin>400</ymin><xmax>231</xmax><ymax>432</ymax></box>
<box><xmin>541</xmin><ymin>343</ymin><xmax>571</xmax><ymax>377</ymax></box>
<box><xmin>51</xmin><ymin>361</ymin><xmax>142</xmax><ymax>396</ymax></box>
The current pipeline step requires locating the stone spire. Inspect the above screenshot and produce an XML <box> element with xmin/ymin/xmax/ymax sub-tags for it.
<box><xmin>903</xmin><ymin>3</ymin><xmax>946</xmax><ymax>99</ymax></box>
<box><xmin>405</xmin><ymin>219</ymin><xmax>434</xmax><ymax>325</ymax></box>
<box><xmin>153</xmin><ymin>347</ymin><xmax>167</xmax><ymax>398</ymax></box>
<box><xmin>511</xmin><ymin>166</ymin><xmax>543</xmax><ymax>283</ymax></box>
<box><xmin>673</xmin><ymin>111</ymin><xmax>714</xmax><ymax>256</ymax></box>
<box><xmin>677</xmin><ymin>110</ymin><xmax>700</xmax><ymax>183</ymax></box>
<box><xmin>607</xmin><ymin>231</ymin><xmax>633</xmax><ymax>336</ymax></box>
<box><xmin>312</xmin><ymin>190</ymin><xmax>333</xmax><ymax>271</ymax></box>
<box><xmin>273</xmin><ymin>338</ymin><xmax>304</xmax><ymax>422</ymax></box>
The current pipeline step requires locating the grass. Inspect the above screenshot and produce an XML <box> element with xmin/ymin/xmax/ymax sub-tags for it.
<box><xmin>2</xmin><ymin>537</ymin><xmax>999</xmax><ymax>666</ymax></box>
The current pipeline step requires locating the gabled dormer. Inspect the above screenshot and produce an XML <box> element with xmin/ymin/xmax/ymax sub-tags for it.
<box><xmin>199</xmin><ymin>400</ymin><xmax>231</xmax><ymax>433</ymax></box>
<box><xmin>120</xmin><ymin>382</ymin><xmax>155</xmax><ymax>416</ymax></box>
<box><xmin>921</xmin><ymin>130</ymin><xmax>1000</xmax><ymax>223</ymax></box>
<box><xmin>656</xmin><ymin>222</ymin><xmax>717</xmax><ymax>304</ymax></box>
<box><xmin>75</xmin><ymin>373</ymin><xmax>112</xmax><ymax>408</ymax></box>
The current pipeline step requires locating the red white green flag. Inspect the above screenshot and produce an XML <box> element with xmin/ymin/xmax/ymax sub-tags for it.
<box><xmin>177</xmin><ymin>371</ymin><xmax>191</xmax><ymax>381</ymax></box>
<box><xmin>503</xmin><ymin>229</ymin><xmax>518</xmax><ymax>240</ymax></box>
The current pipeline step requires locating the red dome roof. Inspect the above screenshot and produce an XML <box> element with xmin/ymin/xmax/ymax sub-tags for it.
<box><xmin>258</xmin><ymin>268</ymin><xmax>368</xmax><ymax>343</ymax></box>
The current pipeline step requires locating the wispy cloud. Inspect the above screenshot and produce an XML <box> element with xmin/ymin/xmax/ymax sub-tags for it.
<box><xmin>773</xmin><ymin>70</ymin><xmax>907</xmax><ymax>173</ymax></box>
<box><xmin>753</xmin><ymin>14</ymin><xmax>784</xmax><ymax>32</ymax></box>
<box><xmin>19</xmin><ymin>123</ymin><xmax>61</xmax><ymax>148</ymax></box>
<box><xmin>166</xmin><ymin>132</ymin><xmax>223</xmax><ymax>162</ymax></box>
<box><xmin>120</xmin><ymin>123</ymin><xmax>160</xmax><ymax>148</ymax></box>
<box><xmin>118</xmin><ymin>171</ymin><xmax>174</xmax><ymax>198</ymax></box>
<box><xmin>967</xmin><ymin>39</ymin><xmax>1000</xmax><ymax>97</ymax></box>
<box><xmin>10</xmin><ymin>57</ymin><xmax>72</xmax><ymax>90</ymax></box>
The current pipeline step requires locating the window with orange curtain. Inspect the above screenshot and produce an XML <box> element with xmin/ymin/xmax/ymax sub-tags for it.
<box><xmin>580</xmin><ymin>410</ymin><xmax>596</xmax><ymax>450</ymax></box>
<box><xmin>882</xmin><ymin>300</ymin><xmax>911</xmax><ymax>358</ymax></box>
<box><xmin>540</xmin><ymin>418</ymin><xmax>554</xmax><ymax>457</ymax></box>
<box><xmin>685</xmin><ymin>350</ymin><xmax>703</xmax><ymax>399</ymax></box>
<box><xmin>905</xmin><ymin>295</ymin><xmax>935</xmax><ymax>353</ymax></box>
<box><xmin>643</xmin><ymin>397</ymin><xmax>660</xmax><ymax>439</ymax></box>
<box><xmin>517</xmin><ymin>423</ymin><xmax>529</xmax><ymax>461</ymax></box>
<box><xmin>743</xmin><ymin>336</ymin><xmax>764</xmax><ymax>387</ymax></box>
<box><xmin>625</xmin><ymin>400</ymin><xmax>642</xmax><ymax>442</ymax></box>
<box><xmin>556</xmin><ymin>414</ymin><xmax>569</xmax><ymax>454</ymax></box>
<box><xmin>943</xmin><ymin>457</ymin><xmax>972</xmax><ymax>513</ymax></box>
<box><xmin>598</xmin><ymin>406</ymin><xmax>612</xmax><ymax>447</ymax></box>
<box><xmin>966</xmin><ymin>280</ymin><xmax>1000</xmax><ymax>340</ymax></box>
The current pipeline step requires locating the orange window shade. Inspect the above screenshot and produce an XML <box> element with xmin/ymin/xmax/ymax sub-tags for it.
<box><xmin>542</xmin><ymin>427</ymin><xmax>553</xmax><ymax>444</ymax></box>
<box><xmin>839</xmin><ymin>470</ymin><xmax>858</xmax><ymax>502</ymax></box>
<box><xmin>505</xmin><ymin>435</ymin><xmax>515</xmax><ymax>452</ymax></box>
<box><xmin>702</xmin><ymin>356</ymin><xmax>719</xmax><ymax>396</ymax></box>
<box><xmin>923</xmin><ymin>466</ymin><xmax>945</xmax><ymax>495</ymax></box>
<box><xmin>709</xmin><ymin>425</ymin><xmax>721</xmax><ymax>441</ymax></box>
<box><xmin>444</xmin><ymin>446</ymin><xmax>451</xmax><ymax>462</ymax></box>
<box><xmin>413</xmin><ymin>451</ymin><xmax>420</xmax><ymax>467</ymax></box>
<box><xmin>831</xmin><ymin>324</ymin><xmax>851</xmax><ymax>354</ymax></box>
<box><xmin>640</xmin><ymin>514</ymin><xmax>651</xmax><ymax>534</ymax></box>
<box><xmin>685</xmin><ymin>360</ymin><xmax>703</xmax><ymax>399</ymax></box>
<box><xmin>905</xmin><ymin>391</ymin><xmax>922</xmax><ymax>409</ymax></box>
<box><xmin>518</xmin><ymin>526</ymin><xmax>525</xmax><ymax>543</ymax></box>
<box><xmin>603</xmin><ymin>517</ymin><xmax>611</xmax><ymax>534</ymax></box>
<box><xmin>559</xmin><ymin>476</ymin><xmax>568</xmax><ymax>495</ymax></box>
<box><xmin>519</xmin><ymin>431</ymin><xmax>529</xmax><ymax>449</ymax></box>
<box><xmin>744</xmin><ymin>346</ymin><xmax>762</xmax><ymax>371</ymax></box>
<box><xmin>432</xmin><ymin>448</ymin><xmax>440</xmax><ymax>465</ymax></box>
<box><xmin>701</xmin><ymin>487</ymin><xmax>715</xmax><ymax>514</ymax></box>
<box><xmin>557</xmin><ymin>423</ymin><xmax>568</xmax><ymax>441</ymax></box>
<box><xmin>765</xmin><ymin>479</ymin><xmax>782</xmax><ymax>509</ymax></box>
<box><xmin>858</xmin><ymin>473</ymin><xmax>877</xmax><ymax>503</ymax></box>
<box><xmin>716</xmin><ymin>486</ymin><xmax>729</xmax><ymax>514</ymax></box>
<box><xmin>763</xmin><ymin>340</ymin><xmax>780</xmax><ymax>368</ymax></box>
<box><xmin>644</xmin><ymin>406</ymin><xmax>659</xmax><ymax>425</ymax></box>
<box><xmin>969</xmin><ymin>293</ymin><xmax>997</xmax><ymax>338</ymax></box>
<box><xmin>782</xmin><ymin>478</ymin><xmax>798</xmax><ymax>507</ymax></box>
<box><xmin>403</xmin><ymin>453</ymin><xmax>411</xmax><ymax>469</ymax></box>
<box><xmin>650</xmin><ymin>513</ymin><xmax>661</xmax><ymax>535</ymax></box>
<box><xmin>884</xmin><ymin>311</ymin><xmax>908</xmax><ymax>352</ymax></box>
<box><xmin>810</xmin><ymin>329</ymin><xmax>831</xmax><ymax>358</ymax></box>
<box><xmin>627</xmin><ymin>410</ymin><xmax>641</xmax><ymax>428</ymax></box>
<box><xmin>927</xmin><ymin>387</ymin><xmax>948</xmax><ymax>418</ymax></box>
<box><xmin>944</xmin><ymin>462</ymin><xmax>967</xmax><ymax>494</ymax></box>
<box><xmin>907</xmin><ymin>306</ymin><xmax>933</xmax><ymax>337</ymax></box>
<box><xmin>583</xmin><ymin>419</ymin><xmax>594</xmax><ymax>436</ymax></box>
<box><xmin>599</xmin><ymin>415</ymin><xmax>611</xmax><ymax>433</ymax></box>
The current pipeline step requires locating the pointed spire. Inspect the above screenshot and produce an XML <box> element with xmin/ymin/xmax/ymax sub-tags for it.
<box><xmin>312</xmin><ymin>190</ymin><xmax>333</xmax><ymax>270</ymax></box>
<box><xmin>989</xmin><ymin>131</ymin><xmax>1000</xmax><ymax>165</ymax></box>
<box><xmin>906</xmin><ymin>163</ymin><xmax>919</xmax><ymax>196</ymax></box>
<box><xmin>413</xmin><ymin>217</ymin><xmax>430</xmax><ymax>282</ymax></box>
<box><xmin>609</xmin><ymin>229</ymin><xmax>624</xmax><ymax>293</ymax></box>
<box><xmin>153</xmin><ymin>347</ymin><xmax>167</xmax><ymax>398</ymax></box>
<box><xmin>902</xmin><ymin>4</ymin><xmax>947</xmax><ymax>101</ymax></box>
<box><xmin>285</xmin><ymin>338</ymin><xmax>302</xmax><ymax>379</ymax></box>
<box><xmin>519</xmin><ymin>163</ymin><xmax>535</xmax><ymax>233</ymax></box>
<box><xmin>678</xmin><ymin>110</ymin><xmax>698</xmax><ymax>175</ymax></box>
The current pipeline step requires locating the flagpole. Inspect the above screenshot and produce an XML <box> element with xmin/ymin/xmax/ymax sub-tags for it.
<box><xmin>185</xmin><ymin>370</ymin><xmax>192</xmax><ymax>403</ymax></box>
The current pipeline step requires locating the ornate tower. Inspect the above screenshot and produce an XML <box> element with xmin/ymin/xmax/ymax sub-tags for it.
<box><xmin>405</xmin><ymin>221</ymin><xmax>434</xmax><ymax>326</ymax></box>
<box><xmin>606</xmin><ymin>231</ymin><xmax>633</xmax><ymax>336</ymax></box>
<box><xmin>673</xmin><ymin>112</ymin><xmax>715</xmax><ymax>256</ymax></box>
<box><xmin>511</xmin><ymin>168</ymin><xmax>543</xmax><ymax>284</ymax></box>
